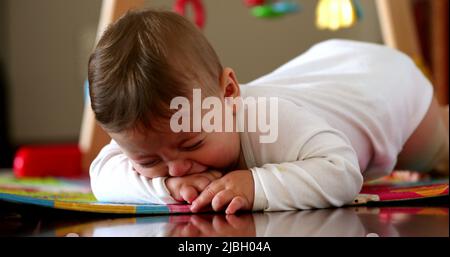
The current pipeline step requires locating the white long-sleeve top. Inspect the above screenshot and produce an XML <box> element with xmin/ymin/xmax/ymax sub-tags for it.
<box><xmin>90</xmin><ymin>39</ymin><xmax>433</xmax><ymax>211</ymax></box>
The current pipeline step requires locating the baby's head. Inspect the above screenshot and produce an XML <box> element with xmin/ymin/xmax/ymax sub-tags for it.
<box><xmin>88</xmin><ymin>9</ymin><xmax>243</xmax><ymax>178</ymax></box>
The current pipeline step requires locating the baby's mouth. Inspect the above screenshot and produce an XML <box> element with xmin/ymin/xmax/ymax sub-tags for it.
<box><xmin>189</xmin><ymin>161</ymin><xmax>209</xmax><ymax>174</ymax></box>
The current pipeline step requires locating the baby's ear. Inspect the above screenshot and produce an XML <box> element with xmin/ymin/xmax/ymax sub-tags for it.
<box><xmin>220</xmin><ymin>67</ymin><xmax>240</xmax><ymax>98</ymax></box>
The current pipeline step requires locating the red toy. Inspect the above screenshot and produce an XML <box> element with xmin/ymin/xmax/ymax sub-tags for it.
<box><xmin>173</xmin><ymin>0</ymin><xmax>206</xmax><ymax>29</ymax></box>
<box><xmin>13</xmin><ymin>145</ymin><xmax>82</xmax><ymax>178</ymax></box>
<box><xmin>244</xmin><ymin>0</ymin><xmax>265</xmax><ymax>7</ymax></box>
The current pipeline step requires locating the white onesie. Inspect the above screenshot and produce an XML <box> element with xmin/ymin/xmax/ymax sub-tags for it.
<box><xmin>89</xmin><ymin>39</ymin><xmax>433</xmax><ymax>211</ymax></box>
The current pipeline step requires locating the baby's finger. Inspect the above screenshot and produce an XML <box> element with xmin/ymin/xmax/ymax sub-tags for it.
<box><xmin>191</xmin><ymin>183</ymin><xmax>221</xmax><ymax>213</ymax></box>
<box><xmin>169</xmin><ymin>186</ymin><xmax>183</xmax><ymax>202</ymax></box>
<box><xmin>211</xmin><ymin>190</ymin><xmax>234</xmax><ymax>212</ymax></box>
<box><xmin>189</xmin><ymin>171</ymin><xmax>223</xmax><ymax>194</ymax></box>
<box><xmin>225</xmin><ymin>196</ymin><xmax>248</xmax><ymax>215</ymax></box>
<box><xmin>190</xmin><ymin>177</ymin><xmax>211</xmax><ymax>193</ymax></box>
<box><xmin>180</xmin><ymin>185</ymin><xmax>198</xmax><ymax>204</ymax></box>
<box><xmin>209</xmin><ymin>170</ymin><xmax>223</xmax><ymax>179</ymax></box>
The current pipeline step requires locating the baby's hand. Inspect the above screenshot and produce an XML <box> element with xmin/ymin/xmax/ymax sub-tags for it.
<box><xmin>190</xmin><ymin>170</ymin><xmax>254</xmax><ymax>214</ymax></box>
<box><xmin>166</xmin><ymin>170</ymin><xmax>222</xmax><ymax>204</ymax></box>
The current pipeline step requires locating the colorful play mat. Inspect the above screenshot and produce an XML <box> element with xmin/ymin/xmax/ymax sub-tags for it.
<box><xmin>0</xmin><ymin>171</ymin><xmax>447</xmax><ymax>214</ymax></box>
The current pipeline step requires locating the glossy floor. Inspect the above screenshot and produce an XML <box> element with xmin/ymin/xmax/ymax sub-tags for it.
<box><xmin>1</xmin><ymin>200</ymin><xmax>448</xmax><ymax>237</ymax></box>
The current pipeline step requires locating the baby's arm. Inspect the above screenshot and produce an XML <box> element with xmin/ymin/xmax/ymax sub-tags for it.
<box><xmin>90</xmin><ymin>140</ymin><xmax>222</xmax><ymax>204</ymax></box>
<box><xmin>251</xmin><ymin>102</ymin><xmax>363</xmax><ymax>211</ymax></box>
<box><xmin>250</xmin><ymin>127</ymin><xmax>363</xmax><ymax>211</ymax></box>
<box><xmin>89</xmin><ymin>140</ymin><xmax>176</xmax><ymax>204</ymax></box>
<box><xmin>191</xmin><ymin>138</ymin><xmax>362</xmax><ymax>214</ymax></box>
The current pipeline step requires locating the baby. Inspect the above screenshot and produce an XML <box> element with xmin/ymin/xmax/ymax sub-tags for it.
<box><xmin>88</xmin><ymin>9</ymin><xmax>449</xmax><ymax>214</ymax></box>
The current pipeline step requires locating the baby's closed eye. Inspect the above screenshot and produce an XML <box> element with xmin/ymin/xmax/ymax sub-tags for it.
<box><xmin>180</xmin><ymin>138</ymin><xmax>205</xmax><ymax>152</ymax></box>
<box><xmin>136</xmin><ymin>159</ymin><xmax>160</xmax><ymax>168</ymax></box>
<box><xmin>131</xmin><ymin>161</ymin><xmax>168</xmax><ymax>178</ymax></box>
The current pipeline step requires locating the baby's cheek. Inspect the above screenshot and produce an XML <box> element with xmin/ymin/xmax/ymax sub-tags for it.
<box><xmin>132</xmin><ymin>165</ymin><xmax>149</xmax><ymax>177</ymax></box>
<box><xmin>132</xmin><ymin>163</ymin><xmax>169</xmax><ymax>178</ymax></box>
<box><xmin>203</xmin><ymin>143</ymin><xmax>237</xmax><ymax>167</ymax></box>
<box><xmin>131</xmin><ymin>162</ymin><xmax>141</xmax><ymax>173</ymax></box>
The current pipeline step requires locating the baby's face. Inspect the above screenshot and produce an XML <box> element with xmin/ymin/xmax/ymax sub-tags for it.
<box><xmin>110</xmin><ymin>125</ymin><xmax>242</xmax><ymax>178</ymax></box>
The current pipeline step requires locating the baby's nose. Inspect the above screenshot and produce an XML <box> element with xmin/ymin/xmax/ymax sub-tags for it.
<box><xmin>167</xmin><ymin>160</ymin><xmax>192</xmax><ymax>177</ymax></box>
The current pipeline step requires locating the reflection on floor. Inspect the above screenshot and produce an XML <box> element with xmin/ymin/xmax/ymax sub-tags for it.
<box><xmin>1</xmin><ymin>199</ymin><xmax>448</xmax><ymax>237</ymax></box>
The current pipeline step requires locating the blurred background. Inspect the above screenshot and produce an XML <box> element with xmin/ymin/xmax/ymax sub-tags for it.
<box><xmin>0</xmin><ymin>0</ymin><xmax>446</xmax><ymax>169</ymax></box>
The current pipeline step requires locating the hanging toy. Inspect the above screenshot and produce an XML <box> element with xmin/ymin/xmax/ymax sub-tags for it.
<box><xmin>316</xmin><ymin>0</ymin><xmax>363</xmax><ymax>31</ymax></box>
<box><xmin>244</xmin><ymin>0</ymin><xmax>301</xmax><ymax>19</ymax></box>
<box><xmin>173</xmin><ymin>0</ymin><xmax>206</xmax><ymax>29</ymax></box>
<box><xmin>353</xmin><ymin>0</ymin><xmax>364</xmax><ymax>20</ymax></box>
<box><xmin>244</xmin><ymin>0</ymin><xmax>265</xmax><ymax>7</ymax></box>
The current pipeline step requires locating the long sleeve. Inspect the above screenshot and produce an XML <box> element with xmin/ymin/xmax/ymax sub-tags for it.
<box><xmin>239</xmin><ymin>99</ymin><xmax>364</xmax><ymax>211</ymax></box>
<box><xmin>89</xmin><ymin>140</ymin><xmax>178</xmax><ymax>204</ymax></box>
<box><xmin>251</xmin><ymin>129</ymin><xmax>363</xmax><ymax>211</ymax></box>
